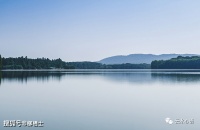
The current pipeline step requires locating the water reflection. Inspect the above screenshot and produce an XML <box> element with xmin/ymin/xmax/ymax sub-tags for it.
<box><xmin>1</xmin><ymin>70</ymin><xmax>200</xmax><ymax>85</ymax></box>
<box><xmin>151</xmin><ymin>73</ymin><xmax>200</xmax><ymax>83</ymax></box>
<box><xmin>0</xmin><ymin>71</ymin><xmax>65</xmax><ymax>85</ymax></box>
<box><xmin>99</xmin><ymin>72</ymin><xmax>200</xmax><ymax>84</ymax></box>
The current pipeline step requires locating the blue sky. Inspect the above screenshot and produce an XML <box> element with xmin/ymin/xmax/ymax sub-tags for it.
<box><xmin>0</xmin><ymin>0</ymin><xmax>200</xmax><ymax>61</ymax></box>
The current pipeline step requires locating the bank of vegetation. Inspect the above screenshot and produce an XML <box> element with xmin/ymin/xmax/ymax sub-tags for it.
<box><xmin>0</xmin><ymin>55</ymin><xmax>150</xmax><ymax>69</ymax></box>
<box><xmin>151</xmin><ymin>56</ymin><xmax>200</xmax><ymax>69</ymax></box>
<box><xmin>1</xmin><ymin>55</ymin><xmax>200</xmax><ymax>70</ymax></box>
<box><xmin>67</xmin><ymin>62</ymin><xmax>150</xmax><ymax>69</ymax></box>
<box><xmin>0</xmin><ymin>55</ymin><xmax>74</xmax><ymax>69</ymax></box>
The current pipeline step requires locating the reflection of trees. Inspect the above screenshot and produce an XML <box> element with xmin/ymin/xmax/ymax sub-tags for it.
<box><xmin>100</xmin><ymin>73</ymin><xmax>153</xmax><ymax>84</ymax></box>
<box><xmin>1</xmin><ymin>70</ymin><xmax>200</xmax><ymax>85</ymax></box>
<box><xmin>151</xmin><ymin>73</ymin><xmax>200</xmax><ymax>83</ymax></box>
<box><xmin>100</xmin><ymin>72</ymin><xmax>200</xmax><ymax>83</ymax></box>
<box><xmin>0</xmin><ymin>71</ymin><xmax>2</xmax><ymax>85</ymax></box>
<box><xmin>0</xmin><ymin>71</ymin><xmax>65</xmax><ymax>84</ymax></box>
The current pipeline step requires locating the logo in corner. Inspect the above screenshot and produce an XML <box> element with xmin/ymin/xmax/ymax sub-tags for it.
<box><xmin>165</xmin><ymin>118</ymin><xmax>173</xmax><ymax>125</ymax></box>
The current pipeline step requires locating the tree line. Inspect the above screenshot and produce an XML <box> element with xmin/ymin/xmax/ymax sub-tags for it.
<box><xmin>67</xmin><ymin>62</ymin><xmax>150</xmax><ymax>69</ymax></box>
<box><xmin>0</xmin><ymin>55</ymin><xmax>2</xmax><ymax>69</ymax></box>
<box><xmin>0</xmin><ymin>55</ymin><xmax>150</xmax><ymax>69</ymax></box>
<box><xmin>3</xmin><ymin>55</ymin><xmax>199</xmax><ymax>70</ymax></box>
<box><xmin>0</xmin><ymin>55</ymin><xmax>74</xmax><ymax>69</ymax></box>
<box><xmin>151</xmin><ymin>56</ymin><xmax>200</xmax><ymax>69</ymax></box>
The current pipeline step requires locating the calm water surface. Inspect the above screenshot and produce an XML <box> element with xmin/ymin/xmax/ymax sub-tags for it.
<box><xmin>0</xmin><ymin>69</ymin><xmax>200</xmax><ymax>130</ymax></box>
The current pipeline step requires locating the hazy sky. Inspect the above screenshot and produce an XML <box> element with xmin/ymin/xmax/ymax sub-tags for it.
<box><xmin>0</xmin><ymin>0</ymin><xmax>200</xmax><ymax>61</ymax></box>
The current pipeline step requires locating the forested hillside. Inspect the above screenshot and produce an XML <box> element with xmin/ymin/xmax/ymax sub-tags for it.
<box><xmin>0</xmin><ymin>56</ymin><xmax>73</xmax><ymax>69</ymax></box>
<box><xmin>151</xmin><ymin>56</ymin><xmax>200</xmax><ymax>69</ymax></box>
<box><xmin>99</xmin><ymin>54</ymin><xmax>198</xmax><ymax>64</ymax></box>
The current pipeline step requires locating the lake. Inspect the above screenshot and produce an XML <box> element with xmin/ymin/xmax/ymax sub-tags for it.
<box><xmin>0</xmin><ymin>69</ymin><xmax>200</xmax><ymax>130</ymax></box>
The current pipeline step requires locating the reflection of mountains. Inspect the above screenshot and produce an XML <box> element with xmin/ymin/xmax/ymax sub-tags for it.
<box><xmin>100</xmin><ymin>73</ymin><xmax>152</xmax><ymax>84</ymax></box>
<box><xmin>102</xmin><ymin>72</ymin><xmax>200</xmax><ymax>84</ymax></box>
<box><xmin>1</xmin><ymin>70</ymin><xmax>200</xmax><ymax>85</ymax></box>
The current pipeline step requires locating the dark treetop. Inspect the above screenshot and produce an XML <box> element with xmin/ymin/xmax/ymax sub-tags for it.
<box><xmin>1</xmin><ymin>56</ymin><xmax>74</xmax><ymax>69</ymax></box>
<box><xmin>151</xmin><ymin>56</ymin><xmax>200</xmax><ymax>69</ymax></box>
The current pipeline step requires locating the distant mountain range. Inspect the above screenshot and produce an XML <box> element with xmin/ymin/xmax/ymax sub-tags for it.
<box><xmin>98</xmin><ymin>54</ymin><xmax>199</xmax><ymax>64</ymax></box>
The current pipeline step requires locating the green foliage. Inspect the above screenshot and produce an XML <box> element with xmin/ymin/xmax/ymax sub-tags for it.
<box><xmin>107</xmin><ymin>63</ymin><xmax>150</xmax><ymax>69</ymax></box>
<box><xmin>66</xmin><ymin>62</ymin><xmax>108</xmax><ymax>69</ymax></box>
<box><xmin>1</xmin><ymin>56</ymin><xmax>151</xmax><ymax>70</ymax></box>
<box><xmin>67</xmin><ymin>62</ymin><xmax>150</xmax><ymax>69</ymax></box>
<box><xmin>0</xmin><ymin>55</ymin><xmax>2</xmax><ymax>69</ymax></box>
<box><xmin>1</xmin><ymin>56</ymin><xmax>73</xmax><ymax>69</ymax></box>
<box><xmin>151</xmin><ymin>56</ymin><xmax>200</xmax><ymax>69</ymax></box>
